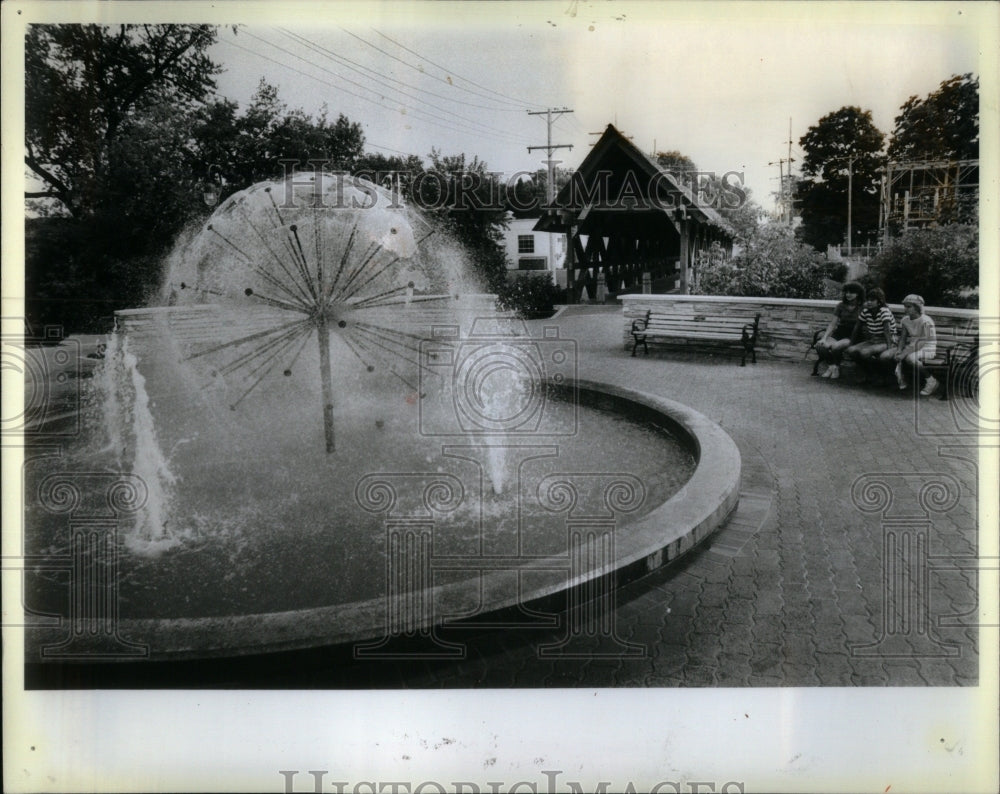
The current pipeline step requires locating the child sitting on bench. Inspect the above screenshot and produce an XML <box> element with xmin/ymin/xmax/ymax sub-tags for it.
<box><xmin>882</xmin><ymin>293</ymin><xmax>939</xmax><ymax>396</ymax></box>
<box><xmin>845</xmin><ymin>287</ymin><xmax>896</xmax><ymax>384</ymax></box>
<box><xmin>815</xmin><ymin>281</ymin><xmax>864</xmax><ymax>380</ymax></box>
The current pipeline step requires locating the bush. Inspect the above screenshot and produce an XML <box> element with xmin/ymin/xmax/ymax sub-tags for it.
<box><xmin>693</xmin><ymin>225</ymin><xmax>827</xmax><ymax>299</ymax></box>
<box><xmin>865</xmin><ymin>225</ymin><xmax>978</xmax><ymax>308</ymax></box>
<box><xmin>25</xmin><ymin>215</ymin><xmax>169</xmax><ymax>334</ymax></box>
<box><xmin>495</xmin><ymin>273</ymin><xmax>562</xmax><ymax>318</ymax></box>
<box><xmin>824</xmin><ymin>261</ymin><xmax>849</xmax><ymax>283</ymax></box>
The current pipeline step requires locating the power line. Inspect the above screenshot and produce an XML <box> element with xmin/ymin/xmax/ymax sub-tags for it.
<box><xmin>365</xmin><ymin>141</ymin><xmax>422</xmax><ymax>158</ymax></box>
<box><xmin>249</xmin><ymin>30</ymin><xmax>524</xmax><ymax>144</ymax></box>
<box><xmin>281</xmin><ymin>28</ymin><xmax>525</xmax><ymax>115</ymax></box>
<box><xmin>567</xmin><ymin>113</ymin><xmax>589</xmax><ymax>136</ymax></box>
<box><xmin>337</xmin><ymin>27</ymin><xmax>529</xmax><ymax>113</ymax></box>
<box><xmin>221</xmin><ymin>36</ymin><xmax>381</xmax><ymax>109</ymax></box>
<box><xmin>233</xmin><ymin>32</ymin><xmax>524</xmax><ymax>147</ymax></box>
<box><xmin>218</xmin><ymin>36</ymin><xmax>521</xmax><ymax>158</ymax></box>
<box><xmin>220</xmin><ymin>37</ymin><xmax>413</xmax><ymax>160</ymax></box>
<box><xmin>371</xmin><ymin>27</ymin><xmax>548</xmax><ymax>111</ymax></box>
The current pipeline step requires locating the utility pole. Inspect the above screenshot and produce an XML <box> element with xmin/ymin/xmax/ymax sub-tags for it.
<box><xmin>845</xmin><ymin>154</ymin><xmax>855</xmax><ymax>255</ymax></box>
<box><xmin>787</xmin><ymin>118</ymin><xmax>796</xmax><ymax>227</ymax></box>
<box><xmin>779</xmin><ymin>159</ymin><xmax>785</xmax><ymax>223</ymax></box>
<box><xmin>527</xmin><ymin>108</ymin><xmax>574</xmax><ymax>203</ymax></box>
<box><xmin>528</xmin><ymin>108</ymin><xmax>574</xmax><ymax>298</ymax></box>
<box><xmin>788</xmin><ymin>118</ymin><xmax>793</xmax><ymax>170</ymax></box>
<box><xmin>827</xmin><ymin>153</ymin><xmax>858</xmax><ymax>255</ymax></box>
<box><xmin>769</xmin><ymin>158</ymin><xmax>791</xmax><ymax>222</ymax></box>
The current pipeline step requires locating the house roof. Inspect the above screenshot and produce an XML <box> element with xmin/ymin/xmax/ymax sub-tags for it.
<box><xmin>533</xmin><ymin>124</ymin><xmax>734</xmax><ymax>238</ymax></box>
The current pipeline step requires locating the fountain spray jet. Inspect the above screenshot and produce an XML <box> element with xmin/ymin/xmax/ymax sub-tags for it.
<box><xmin>166</xmin><ymin>175</ymin><xmax>459</xmax><ymax>453</ymax></box>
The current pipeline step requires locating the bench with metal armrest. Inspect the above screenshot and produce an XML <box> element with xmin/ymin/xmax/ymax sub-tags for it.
<box><xmin>630</xmin><ymin>308</ymin><xmax>761</xmax><ymax>366</ymax></box>
<box><xmin>808</xmin><ymin>325</ymin><xmax>978</xmax><ymax>399</ymax></box>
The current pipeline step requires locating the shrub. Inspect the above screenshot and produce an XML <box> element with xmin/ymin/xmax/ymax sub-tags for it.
<box><xmin>495</xmin><ymin>273</ymin><xmax>562</xmax><ymax>318</ymax></box>
<box><xmin>865</xmin><ymin>224</ymin><xmax>978</xmax><ymax>308</ymax></box>
<box><xmin>824</xmin><ymin>261</ymin><xmax>849</xmax><ymax>283</ymax></box>
<box><xmin>693</xmin><ymin>224</ymin><xmax>827</xmax><ymax>299</ymax></box>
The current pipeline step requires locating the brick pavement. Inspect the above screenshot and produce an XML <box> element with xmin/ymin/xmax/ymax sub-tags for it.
<box><xmin>27</xmin><ymin>306</ymin><xmax>982</xmax><ymax>689</ymax></box>
<box><xmin>410</xmin><ymin>305</ymin><xmax>978</xmax><ymax>688</ymax></box>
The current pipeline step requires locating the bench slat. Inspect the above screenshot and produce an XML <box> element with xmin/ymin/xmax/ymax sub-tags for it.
<box><xmin>645</xmin><ymin>324</ymin><xmax>756</xmax><ymax>332</ymax></box>
<box><xmin>643</xmin><ymin>320</ymin><xmax>748</xmax><ymax>325</ymax></box>
<box><xmin>630</xmin><ymin>308</ymin><xmax>760</xmax><ymax>365</ymax></box>
<box><xmin>644</xmin><ymin>316</ymin><xmax>756</xmax><ymax>323</ymax></box>
<box><xmin>642</xmin><ymin>314</ymin><xmax>758</xmax><ymax>322</ymax></box>
<box><xmin>646</xmin><ymin>331</ymin><xmax>740</xmax><ymax>344</ymax></box>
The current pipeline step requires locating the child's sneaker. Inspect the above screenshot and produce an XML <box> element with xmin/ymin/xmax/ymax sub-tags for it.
<box><xmin>895</xmin><ymin>363</ymin><xmax>907</xmax><ymax>390</ymax></box>
<box><xmin>820</xmin><ymin>367</ymin><xmax>832</xmax><ymax>378</ymax></box>
<box><xmin>828</xmin><ymin>365</ymin><xmax>840</xmax><ymax>379</ymax></box>
<box><xmin>920</xmin><ymin>375</ymin><xmax>939</xmax><ymax>396</ymax></box>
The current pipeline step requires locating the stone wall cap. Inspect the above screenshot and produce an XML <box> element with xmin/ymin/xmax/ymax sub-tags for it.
<box><xmin>618</xmin><ymin>293</ymin><xmax>979</xmax><ymax>318</ymax></box>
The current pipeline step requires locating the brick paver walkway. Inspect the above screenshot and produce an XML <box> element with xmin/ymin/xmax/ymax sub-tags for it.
<box><xmin>28</xmin><ymin>306</ymin><xmax>982</xmax><ymax>688</ymax></box>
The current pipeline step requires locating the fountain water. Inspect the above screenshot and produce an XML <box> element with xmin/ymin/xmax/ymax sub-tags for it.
<box><xmin>22</xmin><ymin>173</ymin><xmax>737</xmax><ymax>661</ymax></box>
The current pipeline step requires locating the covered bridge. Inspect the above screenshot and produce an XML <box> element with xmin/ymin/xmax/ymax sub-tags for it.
<box><xmin>533</xmin><ymin>124</ymin><xmax>735</xmax><ymax>300</ymax></box>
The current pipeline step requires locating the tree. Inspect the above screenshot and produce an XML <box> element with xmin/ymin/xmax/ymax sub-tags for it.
<box><xmin>888</xmin><ymin>74</ymin><xmax>979</xmax><ymax>162</ymax></box>
<box><xmin>655</xmin><ymin>150</ymin><xmax>698</xmax><ymax>179</ymax></box>
<box><xmin>795</xmin><ymin>106</ymin><xmax>885</xmax><ymax>251</ymax></box>
<box><xmin>863</xmin><ymin>224</ymin><xmax>978</xmax><ymax>308</ymax></box>
<box><xmin>495</xmin><ymin>273</ymin><xmax>562</xmax><ymax>319</ymax></box>
<box><xmin>693</xmin><ymin>223</ymin><xmax>827</xmax><ymax>299</ymax></box>
<box><xmin>502</xmin><ymin>166</ymin><xmax>573</xmax><ymax>215</ymax></box>
<box><xmin>25</xmin><ymin>96</ymin><xmax>209</xmax><ymax>332</ymax></box>
<box><xmin>418</xmin><ymin>150</ymin><xmax>510</xmax><ymax>292</ymax></box>
<box><xmin>354</xmin><ymin>151</ymin><xmax>426</xmax><ymax>196</ymax></box>
<box><xmin>192</xmin><ymin>81</ymin><xmax>367</xmax><ymax>195</ymax></box>
<box><xmin>654</xmin><ymin>149</ymin><xmax>760</xmax><ymax>242</ymax></box>
<box><xmin>24</xmin><ymin>25</ymin><xmax>224</xmax><ymax>332</ymax></box>
<box><xmin>25</xmin><ymin>24</ymin><xmax>220</xmax><ymax>217</ymax></box>
<box><xmin>715</xmin><ymin>187</ymin><xmax>763</xmax><ymax>245</ymax></box>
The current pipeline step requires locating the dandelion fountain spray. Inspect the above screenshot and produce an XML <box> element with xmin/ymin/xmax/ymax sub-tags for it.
<box><xmin>21</xmin><ymin>170</ymin><xmax>721</xmax><ymax>662</ymax></box>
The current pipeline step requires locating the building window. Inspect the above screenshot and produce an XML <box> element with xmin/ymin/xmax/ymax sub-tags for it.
<box><xmin>518</xmin><ymin>257</ymin><xmax>547</xmax><ymax>271</ymax></box>
<box><xmin>517</xmin><ymin>235</ymin><xmax>535</xmax><ymax>254</ymax></box>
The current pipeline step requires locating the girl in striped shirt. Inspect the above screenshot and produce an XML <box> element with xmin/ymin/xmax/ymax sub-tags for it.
<box><xmin>846</xmin><ymin>287</ymin><xmax>896</xmax><ymax>384</ymax></box>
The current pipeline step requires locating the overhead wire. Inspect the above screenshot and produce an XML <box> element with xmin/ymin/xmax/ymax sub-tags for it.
<box><xmin>227</xmin><ymin>31</ymin><xmax>525</xmax><ymax>148</ymax></box>
<box><xmin>339</xmin><ymin>26</ymin><xmax>533</xmax><ymax>112</ymax></box>
<box><xmin>252</xmin><ymin>28</ymin><xmax>516</xmax><ymax>143</ymax></box>
<box><xmin>273</xmin><ymin>28</ymin><xmax>526</xmax><ymax>142</ymax></box>
<box><xmin>371</xmin><ymin>27</ymin><xmax>550</xmax><ymax>111</ymax></box>
<box><xmin>219</xmin><ymin>36</ymin><xmax>423</xmax><ymax>158</ymax></box>
<box><xmin>298</xmin><ymin>26</ymin><xmax>530</xmax><ymax>113</ymax></box>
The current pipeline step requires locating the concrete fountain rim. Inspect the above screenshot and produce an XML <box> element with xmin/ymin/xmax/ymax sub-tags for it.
<box><xmin>27</xmin><ymin>377</ymin><xmax>741</xmax><ymax>663</ymax></box>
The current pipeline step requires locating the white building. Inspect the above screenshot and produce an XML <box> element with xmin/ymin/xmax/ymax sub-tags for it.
<box><xmin>502</xmin><ymin>216</ymin><xmax>567</xmax><ymax>286</ymax></box>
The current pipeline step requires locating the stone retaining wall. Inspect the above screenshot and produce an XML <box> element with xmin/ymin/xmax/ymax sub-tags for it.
<box><xmin>620</xmin><ymin>294</ymin><xmax>980</xmax><ymax>362</ymax></box>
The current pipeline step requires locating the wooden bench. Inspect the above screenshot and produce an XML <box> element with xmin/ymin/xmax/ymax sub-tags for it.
<box><xmin>630</xmin><ymin>308</ymin><xmax>761</xmax><ymax>366</ymax></box>
<box><xmin>810</xmin><ymin>325</ymin><xmax>978</xmax><ymax>400</ymax></box>
<box><xmin>917</xmin><ymin>329</ymin><xmax>978</xmax><ymax>400</ymax></box>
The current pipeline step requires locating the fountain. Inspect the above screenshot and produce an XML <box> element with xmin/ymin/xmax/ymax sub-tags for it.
<box><xmin>22</xmin><ymin>174</ymin><xmax>741</xmax><ymax>662</ymax></box>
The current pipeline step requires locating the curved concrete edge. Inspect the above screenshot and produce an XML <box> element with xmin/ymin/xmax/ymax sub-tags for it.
<box><xmin>571</xmin><ymin>379</ymin><xmax>741</xmax><ymax>579</ymax></box>
<box><xmin>25</xmin><ymin>380</ymin><xmax>741</xmax><ymax>663</ymax></box>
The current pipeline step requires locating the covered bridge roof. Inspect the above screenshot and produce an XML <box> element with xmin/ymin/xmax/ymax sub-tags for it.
<box><xmin>533</xmin><ymin>124</ymin><xmax>734</xmax><ymax>239</ymax></box>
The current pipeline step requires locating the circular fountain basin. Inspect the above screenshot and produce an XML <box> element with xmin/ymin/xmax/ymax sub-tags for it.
<box><xmin>24</xmin><ymin>375</ymin><xmax>740</xmax><ymax>662</ymax></box>
<box><xmin>21</xmin><ymin>176</ymin><xmax>739</xmax><ymax>663</ymax></box>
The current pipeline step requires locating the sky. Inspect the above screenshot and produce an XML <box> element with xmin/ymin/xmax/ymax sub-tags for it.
<box><xmin>206</xmin><ymin>1</ymin><xmax>988</xmax><ymax>216</ymax></box>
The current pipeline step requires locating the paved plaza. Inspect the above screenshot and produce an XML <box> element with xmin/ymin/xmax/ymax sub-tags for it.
<box><xmin>30</xmin><ymin>304</ymin><xmax>982</xmax><ymax>689</ymax></box>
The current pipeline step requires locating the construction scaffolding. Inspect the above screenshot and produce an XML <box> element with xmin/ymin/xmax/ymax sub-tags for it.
<box><xmin>879</xmin><ymin>159</ymin><xmax>979</xmax><ymax>242</ymax></box>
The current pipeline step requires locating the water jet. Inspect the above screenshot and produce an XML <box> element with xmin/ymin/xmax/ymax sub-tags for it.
<box><xmin>22</xmin><ymin>176</ymin><xmax>740</xmax><ymax>663</ymax></box>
